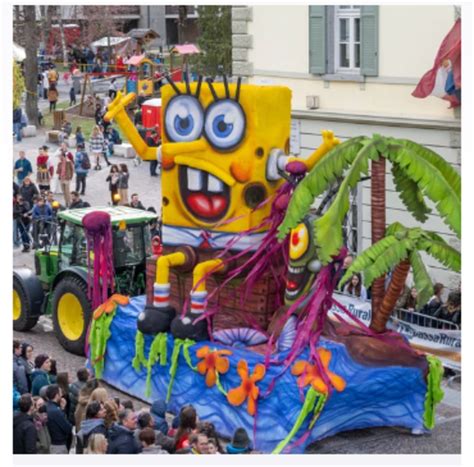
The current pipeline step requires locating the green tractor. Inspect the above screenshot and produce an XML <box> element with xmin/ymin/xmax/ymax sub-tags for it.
<box><xmin>13</xmin><ymin>206</ymin><xmax>158</xmax><ymax>355</ymax></box>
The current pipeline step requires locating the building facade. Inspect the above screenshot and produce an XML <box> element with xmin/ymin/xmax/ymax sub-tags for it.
<box><xmin>232</xmin><ymin>5</ymin><xmax>461</xmax><ymax>289</ymax></box>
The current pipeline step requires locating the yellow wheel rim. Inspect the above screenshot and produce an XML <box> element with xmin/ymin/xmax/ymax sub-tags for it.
<box><xmin>13</xmin><ymin>289</ymin><xmax>21</xmax><ymax>321</ymax></box>
<box><xmin>57</xmin><ymin>293</ymin><xmax>84</xmax><ymax>341</ymax></box>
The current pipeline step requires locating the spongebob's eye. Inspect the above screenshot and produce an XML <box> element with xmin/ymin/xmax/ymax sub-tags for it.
<box><xmin>164</xmin><ymin>95</ymin><xmax>204</xmax><ymax>142</ymax></box>
<box><xmin>204</xmin><ymin>100</ymin><xmax>246</xmax><ymax>151</ymax></box>
<box><xmin>289</xmin><ymin>223</ymin><xmax>309</xmax><ymax>260</ymax></box>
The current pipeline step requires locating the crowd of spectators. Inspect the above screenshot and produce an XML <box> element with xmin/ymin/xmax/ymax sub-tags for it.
<box><xmin>13</xmin><ymin>339</ymin><xmax>254</xmax><ymax>455</ymax></box>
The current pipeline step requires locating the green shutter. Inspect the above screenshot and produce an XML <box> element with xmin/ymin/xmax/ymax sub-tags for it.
<box><xmin>360</xmin><ymin>5</ymin><xmax>379</xmax><ymax>76</ymax></box>
<box><xmin>309</xmin><ymin>5</ymin><xmax>326</xmax><ymax>74</ymax></box>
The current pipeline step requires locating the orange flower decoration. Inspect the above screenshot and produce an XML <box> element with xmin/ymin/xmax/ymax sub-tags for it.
<box><xmin>227</xmin><ymin>360</ymin><xmax>266</xmax><ymax>416</ymax></box>
<box><xmin>93</xmin><ymin>294</ymin><xmax>129</xmax><ymax>320</ymax></box>
<box><xmin>291</xmin><ymin>348</ymin><xmax>346</xmax><ymax>394</ymax></box>
<box><xmin>196</xmin><ymin>346</ymin><xmax>232</xmax><ymax>388</ymax></box>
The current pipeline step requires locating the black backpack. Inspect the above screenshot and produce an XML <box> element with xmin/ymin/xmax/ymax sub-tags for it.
<box><xmin>81</xmin><ymin>152</ymin><xmax>91</xmax><ymax>170</ymax></box>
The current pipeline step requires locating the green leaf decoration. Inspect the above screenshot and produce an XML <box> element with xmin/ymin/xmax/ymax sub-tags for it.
<box><xmin>182</xmin><ymin>339</ymin><xmax>197</xmax><ymax>370</ymax></box>
<box><xmin>215</xmin><ymin>372</ymin><xmax>228</xmax><ymax>397</ymax></box>
<box><xmin>392</xmin><ymin>162</ymin><xmax>431</xmax><ymax>222</ymax></box>
<box><xmin>89</xmin><ymin>307</ymin><xmax>117</xmax><ymax>379</ymax></box>
<box><xmin>166</xmin><ymin>338</ymin><xmax>196</xmax><ymax>402</ymax></box>
<box><xmin>277</xmin><ymin>136</ymin><xmax>367</xmax><ymax>240</ymax></box>
<box><xmin>132</xmin><ymin>330</ymin><xmax>147</xmax><ymax>372</ymax></box>
<box><xmin>409</xmin><ymin>250</ymin><xmax>433</xmax><ymax>308</ymax></box>
<box><xmin>387</xmin><ymin>143</ymin><xmax>461</xmax><ymax>238</ymax></box>
<box><xmin>418</xmin><ymin>235</ymin><xmax>461</xmax><ymax>273</ymax></box>
<box><xmin>144</xmin><ymin>333</ymin><xmax>168</xmax><ymax>397</ymax></box>
<box><xmin>272</xmin><ymin>388</ymin><xmax>327</xmax><ymax>454</ymax></box>
<box><xmin>424</xmin><ymin>355</ymin><xmax>444</xmax><ymax>430</ymax></box>
<box><xmin>314</xmin><ymin>141</ymin><xmax>378</xmax><ymax>264</ymax></box>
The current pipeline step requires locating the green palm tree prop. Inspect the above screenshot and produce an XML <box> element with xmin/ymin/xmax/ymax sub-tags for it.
<box><xmin>337</xmin><ymin>222</ymin><xmax>460</xmax><ymax>331</ymax></box>
<box><xmin>277</xmin><ymin>134</ymin><xmax>460</xmax><ymax>330</ymax></box>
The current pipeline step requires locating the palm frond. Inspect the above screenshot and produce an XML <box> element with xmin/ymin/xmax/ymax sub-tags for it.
<box><xmin>418</xmin><ymin>237</ymin><xmax>461</xmax><ymax>273</ymax></box>
<box><xmin>392</xmin><ymin>162</ymin><xmax>431</xmax><ymax>223</ymax></box>
<box><xmin>277</xmin><ymin>136</ymin><xmax>367</xmax><ymax>240</ymax></box>
<box><xmin>392</xmin><ymin>138</ymin><xmax>461</xmax><ymax>199</ymax></box>
<box><xmin>409</xmin><ymin>250</ymin><xmax>433</xmax><ymax>307</ymax></box>
<box><xmin>387</xmin><ymin>145</ymin><xmax>461</xmax><ymax>238</ymax></box>
<box><xmin>337</xmin><ymin>235</ymin><xmax>399</xmax><ymax>288</ymax></box>
<box><xmin>313</xmin><ymin>140</ymin><xmax>377</xmax><ymax>264</ymax></box>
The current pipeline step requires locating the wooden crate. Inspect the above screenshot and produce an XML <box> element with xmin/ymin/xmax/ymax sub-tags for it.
<box><xmin>145</xmin><ymin>246</ymin><xmax>284</xmax><ymax>331</ymax></box>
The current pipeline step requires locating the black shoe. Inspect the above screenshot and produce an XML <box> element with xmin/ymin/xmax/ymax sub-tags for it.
<box><xmin>137</xmin><ymin>305</ymin><xmax>176</xmax><ymax>335</ymax></box>
<box><xmin>21</xmin><ymin>246</ymin><xmax>30</xmax><ymax>253</ymax></box>
<box><xmin>170</xmin><ymin>314</ymin><xmax>209</xmax><ymax>342</ymax></box>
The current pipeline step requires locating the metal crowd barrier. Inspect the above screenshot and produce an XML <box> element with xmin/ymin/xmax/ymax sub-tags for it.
<box><xmin>392</xmin><ymin>307</ymin><xmax>459</xmax><ymax>330</ymax></box>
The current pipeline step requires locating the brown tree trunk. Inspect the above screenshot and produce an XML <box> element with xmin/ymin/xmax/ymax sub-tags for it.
<box><xmin>370</xmin><ymin>157</ymin><xmax>386</xmax><ymax>327</ymax></box>
<box><xmin>23</xmin><ymin>6</ymin><xmax>39</xmax><ymax>126</ymax></box>
<box><xmin>371</xmin><ymin>259</ymin><xmax>411</xmax><ymax>333</ymax></box>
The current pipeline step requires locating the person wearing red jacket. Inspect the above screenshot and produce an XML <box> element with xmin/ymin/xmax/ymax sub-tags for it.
<box><xmin>36</xmin><ymin>145</ymin><xmax>54</xmax><ymax>193</ymax></box>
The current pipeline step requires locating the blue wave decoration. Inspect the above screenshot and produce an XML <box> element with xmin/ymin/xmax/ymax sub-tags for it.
<box><xmin>97</xmin><ymin>295</ymin><xmax>427</xmax><ymax>454</ymax></box>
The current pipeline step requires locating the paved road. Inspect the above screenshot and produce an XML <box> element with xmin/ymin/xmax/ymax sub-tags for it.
<box><xmin>12</xmin><ymin>128</ymin><xmax>461</xmax><ymax>454</ymax></box>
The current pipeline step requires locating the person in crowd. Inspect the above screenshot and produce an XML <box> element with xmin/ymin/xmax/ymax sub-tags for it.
<box><xmin>13</xmin><ymin>385</ymin><xmax>21</xmax><ymax>411</ymax></box>
<box><xmin>31</xmin><ymin>196</ymin><xmax>53</xmax><ymax>249</ymax></box>
<box><xmin>94</xmin><ymin>103</ymin><xmax>103</xmax><ymax>126</ymax></box>
<box><xmin>108</xmin><ymin>78</ymin><xmax>118</xmax><ymax>100</ymax></box>
<box><xmin>422</xmin><ymin>282</ymin><xmax>445</xmax><ymax>316</ymax></box>
<box><xmin>13</xmin><ymin>340</ymin><xmax>29</xmax><ymax>395</ymax></box>
<box><xmin>343</xmin><ymin>273</ymin><xmax>368</xmax><ymax>300</ymax></box>
<box><xmin>226</xmin><ymin>427</ymin><xmax>252</xmax><ymax>454</ymax></box>
<box><xmin>197</xmin><ymin>421</ymin><xmax>223</xmax><ymax>453</ymax></box>
<box><xmin>56</xmin><ymin>372</ymin><xmax>71</xmax><ymax>417</ymax></box>
<box><xmin>68</xmin><ymin>368</ymin><xmax>89</xmax><ymax>425</ymax></box>
<box><xmin>130</xmin><ymin>193</ymin><xmax>146</xmax><ymax>210</ymax></box>
<box><xmin>135</xmin><ymin>410</ymin><xmax>175</xmax><ymax>453</ymax></box>
<box><xmin>74</xmin><ymin>143</ymin><xmax>90</xmax><ymax>195</ymax></box>
<box><xmin>118</xmin><ymin>164</ymin><xmax>129</xmax><ymax>205</ymax></box>
<box><xmin>150</xmin><ymin>399</ymin><xmax>169</xmax><ymax>436</ymax></box>
<box><xmin>133</xmin><ymin>107</ymin><xmax>142</xmax><ymax>126</ymax></box>
<box><xmin>56</xmin><ymin>151</ymin><xmax>75</xmax><ymax>207</ymax></box>
<box><xmin>20</xmin><ymin>177</ymin><xmax>39</xmax><ymax>208</ymax></box>
<box><xmin>107</xmin><ymin>409</ymin><xmax>141</xmax><ymax>454</ymax></box>
<box><xmin>85</xmin><ymin>433</ymin><xmax>108</xmax><ymax>454</ymax></box>
<box><xmin>48</xmin><ymin>84</ymin><xmax>58</xmax><ymax>113</ymax></box>
<box><xmin>335</xmin><ymin>253</ymin><xmax>354</xmax><ymax>291</ymax></box>
<box><xmin>75</xmin><ymin>126</ymin><xmax>85</xmax><ymax>147</ymax></box>
<box><xmin>90</xmin><ymin>125</ymin><xmax>106</xmax><ymax>170</ymax></box>
<box><xmin>47</xmin><ymin>65</ymin><xmax>59</xmax><ymax>86</ymax></box>
<box><xmin>74</xmin><ymin>378</ymin><xmax>99</xmax><ymax>431</ymax></box>
<box><xmin>19</xmin><ymin>343</ymin><xmax>35</xmax><ymax>390</ymax></box>
<box><xmin>76</xmin><ymin>400</ymin><xmax>108</xmax><ymax>454</ymax></box>
<box><xmin>122</xmin><ymin>400</ymin><xmax>135</xmax><ymax>410</ymax></box>
<box><xmin>189</xmin><ymin>432</ymin><xmax>209</xmax><ymax>454</ymax></box>
<box><xmin>138</xmin><ymin>427</ymin><xmax>169</xmax><ymax>454</ymax></box>
<box><xmin>13</xmin><ymin>107</ymin><xmax>23</xmax><ymax>142</ymax></box>
<box><xmin>49</xmin><ymin>359</ymin><xmax>58</xmax><ymax>380</ymax></box>
<box><xmin>69</xmin><ymin>191</ymin><xmax>90</xmax><ymax>210</ymax></box>
<box><xmin>104</xmin><ymin>399</ymin><xmax>120</xmax><ymax>430</ymax></box>
<box><xmin>75</xmin><ymin>386</ymin><xmax>107</xmax><ymax>431</ymax></box>
<box><xmin>104</xmin><ymin>126</ymin><xmax>122</xmax><ymax>157</ymax></box>
<box><xmin>400</xmin><ymin>286</ymin><xmax>418</xmax><ymax>312</ymax></box>
<box><xmin>174</xmin><ymin>405</ymin><xmax>197</xmax><ymax>451</ymax></box>
<box><xmin>146</xmin><ymin>128</ymin><xmax>161</xmax><ymax>176</ymax></box>
<box><xmin>14</xmin><ymin>151</ymin><xmax>33</xmax><ymax>185</ymax></box>
<box><xmin>207</xmin><ymin>438</ymin><xmax>219</xmax><ymax>454</ymax></box>
<box><xmin>13</xmin><ymin>394</ymin><xmax>38</xmax><ymax>454</ymax></box>
<box><xmin>32</xmin><ymin>396</ymin><xmax>51</xmax><ymax>454</ymax></box>
<box><xmin>13</xmin><ymin>193</ymin><xmax>32</xmax><ymax>252</ymax></box>
<box><xmin>45</xmin><ymin>384</ymin><xmax>73</xmax><ymax>454</ymax></box>
<box><xmin>36</xmin><ymin>146</ymin><xmax>54</xmax><ymax>193</ymax></box>
<box><xmin>434</xmin><ymin>290</ymin><xmax>461</xmax><ymax>328</ymax></box>
<box><xmin>60</xmin><ymin>119</ymin><xmax>73</xmax><ymax>143</ymax></box>
<box><xmin>106</xmin><ymin>165</ymin><xmax>120</xmax><ymax>205</ymax></box>
<box><xmin>31</xmin><ymin>354</ymin><xmax>53</xmax><ymax>396</ymax></box>
<box><xmin>69</xmin><ymin>86</ymin><xmax>76</xmax><ymax>106</ymax></box>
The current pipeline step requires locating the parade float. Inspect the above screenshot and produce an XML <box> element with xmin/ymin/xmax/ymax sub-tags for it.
<box><xmin>85</xmin><ymin>76</ymin><xmax>460</xmax><ymax>453</ymax></box>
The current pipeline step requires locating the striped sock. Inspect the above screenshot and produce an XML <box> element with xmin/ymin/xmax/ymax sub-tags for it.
<box><xmin>190</xmin><ymin>290</ymin><xmax>207</xmax><ymax>316</ymax></box>
<box><xmin>153</xmin><ymin>283</ymin><xmax>170</xmax><ymax>308</ymax></box>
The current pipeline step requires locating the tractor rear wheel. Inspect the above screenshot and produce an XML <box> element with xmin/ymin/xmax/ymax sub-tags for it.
<box><xmin>13</xmin><ymin>276</ymin><xmax>40</xmax><ymax>331</ymax></box>
<box><xmin>51</xmin><ymin>276</ymin><xmax>91</xmax><ymax>356</ymax></box>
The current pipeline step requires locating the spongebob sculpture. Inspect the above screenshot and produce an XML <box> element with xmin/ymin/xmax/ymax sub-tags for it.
<box><xmin>105</xmin><ymin>76</ymin><xmax>339</xmax><ymax>341</ymax></box>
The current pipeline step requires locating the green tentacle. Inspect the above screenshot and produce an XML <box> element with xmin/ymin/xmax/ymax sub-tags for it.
<box><xmin>424</xmin><ymin>355</ymin><xmax>445</xmax><ymax>430</ymax></box>
<box><xmin>145</xmin><ymin>333</ymin><xmax>168</xmax><ymax>397</ymax></box>
<box><xmin>132</xmin><ymin>330</ymin><xmax>147</xmax><ymax>372</ymax></box>
<box><xmin>90</xmin><ymin>305</ymin><xmax>117</xmax><ymax>379</ymax></box>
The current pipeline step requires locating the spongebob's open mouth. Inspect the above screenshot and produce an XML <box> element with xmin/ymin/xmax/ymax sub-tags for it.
<box><xmin>179</xmin><ymin>165</ymin><xmax>231</xmax><ymax>222</ymax></box>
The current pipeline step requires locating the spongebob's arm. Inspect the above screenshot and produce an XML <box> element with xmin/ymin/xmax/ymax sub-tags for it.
<box><xmin>104</xmin><ymin>91</ymin><xmax>157</xmax><ymax>161</ymax></box>
<box><xmin>289</xmin><ymin>130</ymin><xmax>340</xmax><ymax>171</ymax></box>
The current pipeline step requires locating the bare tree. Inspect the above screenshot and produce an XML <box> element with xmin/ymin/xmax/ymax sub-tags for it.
<box><xmin>23</xmin><ymin>5</ymin><xmax>39</xmax><ymax>125</ymax></box>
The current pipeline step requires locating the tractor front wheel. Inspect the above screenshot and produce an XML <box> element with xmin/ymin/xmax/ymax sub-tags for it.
<box><xmin>52</xmin><ymin>276</ymin><xmax>91</xmax><ymax>356</ymax></box>
<box><xmin>13</xmin><ymin>276</ymin><xmax>40</xmax><ymax>331</ymax></box>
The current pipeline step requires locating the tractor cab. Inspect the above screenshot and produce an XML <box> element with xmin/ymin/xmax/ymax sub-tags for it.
<box><xmin>14</xmin><ymin>206</ymin><xmax>158</xmax><ymax>355</ymax></box>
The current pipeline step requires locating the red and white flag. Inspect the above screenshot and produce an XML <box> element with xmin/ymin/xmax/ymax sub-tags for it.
<box><xmin>412</xmin><ymin>18</ymin><xmax>461</xmax><ymax>108</ymax></box>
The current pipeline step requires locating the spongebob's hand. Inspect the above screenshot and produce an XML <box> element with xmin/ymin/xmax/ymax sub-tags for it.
<box><xmin>104</xmin><ymin>91</ymin><xmax>136</xmax><ymax>122</ymax></box>
<box><xmin>301</xmin><ymin>129</ymin><xmax>340</xmax><ymax>171</ymax></box>
<box><xmin>321</xmin><ymin>129</ymin><xmax>340</xmax><ymax>152</ymax></box>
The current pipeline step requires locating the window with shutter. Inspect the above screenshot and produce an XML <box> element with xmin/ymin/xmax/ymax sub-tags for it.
<box><xmin>360</xmin><ymin>5</ymin><xmax>379</xmax><ymax>76</ymax></box>
<box><xmin>309</xmin><ymin>5</ymin><xmax>326</xmax><ymax>74</ymax></box>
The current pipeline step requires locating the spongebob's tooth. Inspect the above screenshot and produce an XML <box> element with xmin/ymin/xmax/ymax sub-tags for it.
<box><xmin>187</xmin><ymin>168</ymin><xmax>203</xmax><ymax>191</ymax></box>
<box><xmin>208</xmin><ymin>174</ymin><xmax>224</xmax><ymax>193</ymax></box>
